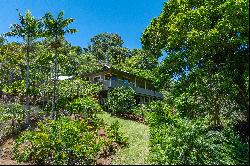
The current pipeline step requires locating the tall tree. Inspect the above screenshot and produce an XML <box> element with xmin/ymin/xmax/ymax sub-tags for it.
<box><xmin>42</xmin><ymin>11</ymin><xmax>77</xmax><ymax>119</ymax></box>
<box><xmin>0</xmin><ymin>35</ymin><xmax>5</xmax><ymax>45</ymax></box>
<box><xmin>88</xmin><ymin>32</ymin><xmax>130</xmax><ymax>65</ymax></box>
<box><xmin>142</xmin><ymin>0</ymin><xmax>249</xmax><ymax>125</ymax></box>
<box><xmin>129</xmin><ymin>49</ymin><xmax>158</xmax><ymax>70</ymax></box>
<box><xmin>5</xmin><ymin>10</ymin><xmax>43</xmax><ymax>124</ymax></box>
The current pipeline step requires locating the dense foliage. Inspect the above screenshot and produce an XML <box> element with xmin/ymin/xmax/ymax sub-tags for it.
<box><xmin>67</xmin><ymin>97</ymin><xmax>101</xmax><ymax>118</ymax></box>
<box><xmin>13</xmin><ymin>116</ymin><xmax>127</xmax><ymax>165</ymax></box>
<box><xmin>141</xmin><ymin>0</ymin><xmax>249</xmax><ymax>164</ymax></box>
<box><xmin>107</xmin><ymin>87</ymin><xmax>136</xmax><ymax>114</ymax></box>
<box><xmin>147</xmin><ymin>101</ymin><xmax>249</xmax><ymax>165</ymax></box>
<box><xmin>87</xmin><ymin>32</ymin><xmax>131</xmax><ymax>65</ymax></box>
<box><xmin>76</xmin><ymin>53</ymin><xmax>103</xmax><ymax>75</ymax></box>
<box><xmin>44</xmin><ymin>78</ymin><xmax>101</xmax><ymax>113</ymax></box>
<box><xmin>0</xmin><ymin>103</ymin><xmax>24</xmax><ymax>122</ymax></box>
<box><xmin>0</xmin><ymin>103</ymin><xmax>43</xmax><ymax>145</ymax></box>
<box><xmin>0</xmin><ymin>1</ymin><xmax>249</xmax><ymax>164</ymax></box>
<box><xmin>142</xmin><ymin>0</ymin><xmax>249</xmax><ymax>125</ymax></box>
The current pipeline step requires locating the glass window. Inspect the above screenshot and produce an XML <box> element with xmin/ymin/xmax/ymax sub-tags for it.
<box><xmin>93</xmin><ymin>76</ymin><xmax>101</xmax><ymax>82</ymax></box>
<box><xmin>140</xmin><ymin>96</ymin><xmax>144</xmax><ymax>103</ymax></box>
<box><xmin>105</xmin><ymin>74</ymin><xmax>111</xmax><ymax>80</ymax></box>
<box><xmin>123</xmin><ymin>77</ymin><xmax>129</xmax><ymax>84</ymax></box>
<box><xmin>111</xmin><ymin>75</ymin><xmax>117</xmax><ymax>81</ymax></box>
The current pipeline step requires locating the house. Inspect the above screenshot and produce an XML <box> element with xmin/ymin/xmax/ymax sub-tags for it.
<box><xmin>82</xmin><ymin>65</ymin><xmax>163</xmax><ymax>105</ymax></box>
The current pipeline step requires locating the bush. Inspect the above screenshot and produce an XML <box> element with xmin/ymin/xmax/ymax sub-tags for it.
<box><xmin>67</xmin><ymin>96</ymin><xmax>101</xmax><ymax>118</ymax></box>
<box><xmin>147</xmin><ymin>102</ymin><xmax>249</xmax><ymax>165</ymax></box>
<box><xmin>107</xmin><ymin>87</ymin><xmax>136</xmax><ymax>114</ymax></box>
<box><xmin>146</xmin><ymin>101</ymin><xmax>177</xmax><ymax>126</ymax></box>
<box><xmin>1</xmin><ymin>80</ymin><xmax>26</xmax><ymax>96</ymax></box>
<box><xmin>0</xmin><ymin>103</ymin><xmax>25</xmax><ymax>144</ymax></box>
<box><xmin>0</xmin><ymin>103</ymin><xmax>24</xmax><ymax>122</ymax></box>
<box><xmin>107</xmin><ymin>120</ymin><xmax>128</xmax><ymax>145</ymax></box>
<box><xmin>13</xmin><ymin>116</ymin><xmax>127</xmax><ymax>165</ymax></box>
<box><xmin>131</xmin><ymin>104</ymin><xmax>149</xmax><ymax>118</ymax></box>
<box><xmin>44</xmin><ymin>78</ymin><xmax>102</xmax><ymax>113</ymax></box>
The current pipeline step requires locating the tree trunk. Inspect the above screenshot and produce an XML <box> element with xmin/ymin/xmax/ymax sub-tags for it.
<box><xmin>42</xmin><ymin>78</ymin><xmax>45</xmax><ymax>110</ymax></box>
<box><xmin>212</xmin><ymin>93</ymin><xmax>222</xmax><ymax>128</ymax></box>
<box><xmin>52</xmin><ymin>37</ymin><xmax>58</xmax><ymax>120</ymax></box>
<box><xmin>25</xmin><ymin>37</ymin><xmax>31</xmax><ymax>125</ymax></box>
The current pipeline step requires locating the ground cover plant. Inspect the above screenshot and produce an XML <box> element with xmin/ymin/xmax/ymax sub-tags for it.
<box><xmin>0</xmin><ymin>103</ymin><xmax>25</xmax><ymax>144</ymax></box>
<box><xmin>0</xmin><ymin>0</ymin><xmax>249</xmax><ymax>164</ymax></box>
<box><xmin>147</xmin><ymin>101</ymin><xmax>249</xmax><ymax>165</ymax></box>
<box><xmin>13</xmin><ymin>116</ymin><xmax>127</xmax><ymax>165</ymax></box>
<box><xmin>97</xmin><ymin>111</ymin><xmax>150</xmax><ymax>165</ymax></box>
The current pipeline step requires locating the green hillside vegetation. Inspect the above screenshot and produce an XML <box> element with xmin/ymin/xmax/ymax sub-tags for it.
<box><xmin>0</xmin><ymin>0</ymin><xmax>249</xmax><ymax>165</ymax></box>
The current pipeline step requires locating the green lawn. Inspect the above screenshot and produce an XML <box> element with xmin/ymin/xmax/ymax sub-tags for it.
<box><xmin>97</xmin><ymin>111</ymin><xmax>150</xmax><ymax>165</ymax></box>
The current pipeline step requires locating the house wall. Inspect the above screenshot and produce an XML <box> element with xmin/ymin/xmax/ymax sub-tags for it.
<box><xmin>84</xmin><ymin>70</ymin><xmax>154</xmax><ymax>90</ymax></box>
<box><xmin>85</xmin><ymin>71</ymin><xmax>109</xmax><ymax>82</ymax></box>
<box><xmin>83</xmin><ymin>69</ymin><xmax>163</xmax><ymax>99</ymax></box>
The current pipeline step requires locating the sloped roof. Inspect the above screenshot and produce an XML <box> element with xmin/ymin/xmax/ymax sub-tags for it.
<box><xmin>83</xmin><ymin>65</ymin><xmax>153</xmax><ymax>82</ymax></box>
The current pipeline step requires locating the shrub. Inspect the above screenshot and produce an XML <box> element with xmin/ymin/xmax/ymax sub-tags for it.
<box><xmin>1</xmin><ymin>80</ymin><xmax>26</xmax><ymax>96</ymax></box>
<box><xmin>0</xmin><ymin>103</ymin><xmax>24</xmax><ymax>122</ymax></box>
<box><xmin>0</xmin><ymin>103</ymin><xmax>25</xmax><ymax>144</ymax></box>
<box><xmin>44</xmin><ymin>78</ymin><xmax>102</xmax><ymax>113</ymax></box>
<box><xmin>14</xmin><ymin>117</ymin><xmax>103</xmax><ymax>165</ymax></box>
<box><xmin>107</xmin><ymin>87</ymin><xmax>136</xmax><ymax>114</ymax></box>
<box><xmin>13</xmin><ymin>116</ymin><xmax>127</xmax><ymax>165</ymax></box>
<box><xmin>131</xmin><ymin>104</ymin><xmax>149</xmax><ymax>117</ymax></box>
<box><xmin>67</xmin><ymin>96</ymin><xmax>101</xmax><ymax>118</ymax></box>
<box><xmin>147</xmin><ymin>102</ymin><xmax>249</xmax><ymax>165</ymax></box>
<box><xmin>146</xmin><ymin>101</ymin><xmax>177</xmax><ymax>126</ymax></box>
<box><xmin>107</xmin><ymin>120</ymin><xmax>128</xmax><ymax>145</ymax></box>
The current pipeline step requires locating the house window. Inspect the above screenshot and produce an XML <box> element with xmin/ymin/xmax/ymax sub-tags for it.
<box><xmin>111</xmin><ymin>75</ymin><xmax>117</xmax><ymax>81</ymax></box>
<box><xmin>123</xmin><ymin>79</ymin><xmax>128</xmax><ymax>84</ymax></box>
<box><xmin>139</xmin><ymin>96</ymin><xmax>144</xmax><ymax>104</ymax></box>
<box><xmin>105</xmin><ymin>74</ymin><xmax>111</xmax><ymax>80</ymax></box>
<box><xmin>135</xmin><ymin>96</ymin><xmax>140</xmax><ymax>105</ymax></box>
<box><xmin>123</xmin><ymin>77</ymin><xmax>129</xmax><ymax>84</ymax></box>
<box><xmin>93</xmin><ymin>76</ymin><xmax>101</xmax><ymax>83</ymax></box>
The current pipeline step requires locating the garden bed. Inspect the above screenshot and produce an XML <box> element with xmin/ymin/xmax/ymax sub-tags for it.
<box><xmin>0</xmin><ymin>115</ymin><xmax>127</xmax><ymax>165</ymax></box>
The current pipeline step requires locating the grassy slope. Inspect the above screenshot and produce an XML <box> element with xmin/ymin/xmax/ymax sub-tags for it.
<box><xmin>97</xmin><ymin>111</ymin><xmax>150</xmax><ymax>165</ymax></box>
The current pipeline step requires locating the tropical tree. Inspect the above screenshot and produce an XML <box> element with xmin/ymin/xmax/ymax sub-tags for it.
<box><xmin>107</xmin><ymin>46</ymin><xmax>131</xmax><ymax>65</ymax></box>
<box><xmin>76</xmin><ymin>53</ymin><xmax>102</xmax><ymax>76</ymax></box>
<box><xmin>42</xmin><ymin>11</ymin><xmax>77</xmax><ymax>119</ymax></box>
<box><xmin>0</xmin><ymin>35</ymin><xmax>5</xmax><ymax>45</ymax></box>
<box><xmin>0</xmin><ymin>41</ymin><xmax>24</xmax><ymax>104</ymax></box>
<box><xmin>141</xmin><ymin>0</ymin><xmax>249</xmax><ymax>126</ymax></box>
<box><xmin>88</xmin><ymin>32</ymin><xmax>130</xmax><ymax>65</ymax></box>
<box><xmin>127</xmin><ymin>49</ymin><xmax>157</xmax><ymax>70</ymax></box>
<box><xmin>5</xmin><ymin>10</ymin><xmax>43</xmax><ymax>124</ymax></box>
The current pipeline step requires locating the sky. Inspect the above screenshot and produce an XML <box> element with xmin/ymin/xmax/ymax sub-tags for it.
<box><xmin>0</xmin><ymin>0</ymin><xmax>166</xmax><ymax>49</ymax></box>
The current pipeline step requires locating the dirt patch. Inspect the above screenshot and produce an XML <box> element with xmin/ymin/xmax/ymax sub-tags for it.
<box><xmin>113</xmin><ymin>113</ymin><xmax>146</xmax><ymax>124</ymax></box>
<box><xmin>0</xmin><ymin>138</ymin><xmax>30</xmax><ymax>165</ymax></box>
<box><xmin>95</xmin><ymin>128</ymin><xmax>124</xmax><ymax>165</ymax></box>
<box><xmin>96</xmin><ymin>142</ymin><xmax>123</xmax><ymax>165</ymax></box>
